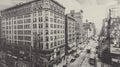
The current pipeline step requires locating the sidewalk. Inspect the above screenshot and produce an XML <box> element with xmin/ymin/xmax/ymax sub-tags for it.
<box><xmin>54</xmin><ymin>42</ymin><xmax>87</xmax><ymax>67</ymax></box>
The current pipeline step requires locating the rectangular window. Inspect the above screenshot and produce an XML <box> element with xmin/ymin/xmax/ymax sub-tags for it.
<box><xmin>46</xmin><ymin>43</ymin><xmax>49</xmax><ymax>49</ymax></box>
<box><xmin>9</xmin><ymin>22</ymin><xmax>11</xmax><ymax>25</ymax></box>
<box><xmin>14</xmin><ymin>31</ymin><xmax>17</xmax><ymax>34</ymax></box>
<box><xmin>14</xmin><ymin>21</ymin><xmax>16</xmax><ymax>24</ymax></box>
<box><xmin>18</xmin><ymin>36</ymin><xmax>23</xmax><ymax>40</ymax></box>
<box><xmin>24</xmin><ymin>19</ymin><xmax>31</xmax><ymax>23</ymax></box>
<box><xmin>18</xmin><ymin>30</ymin><xmax>23</xmax><ymax>34</ymax></box>
<box><xmin>9</xmin><ymin>31</ymin><xmax>11</xmax><ymax>34</ymax></box>
<box><xmin>24</xmin><ymin>14</ymin><xmax>31</xmax><ymax>18</ymax></box>
<box><xmin>45</xmin><ymin>23</ymin><xmax>48</xmax><ymax>28</ymax></box>
<box><xmin>24</xmin><ymin>30</ymin><xmax>31</xmax><ymax>35</ymax></box>
<box><xmin>24</xmin><ymin>36</ymin><xmax>31</xmax><ymax>41</ymax></box>
<box><xmin>46</xmin><ymin>36</ymin><xmax>49</xmax><ymax>41</ymax></box>
<box><xmin>6</xmin><ymin>22</ymin><xmax>8</xmax><ymax>25</ymax></box>
<box><xmin>24</xmin><ymin>25</ymin><xmax>30</xmax><ymax>29</ymax></box>
<box><xmin>50</xmin><ymin>18</ymin><xmax>53</xmax><ymax>22</ymax></box>
<box><xmin>50</xmin><ymin>11</ymin><xmax>53</xmax><ymax>16</ymax></box>
<box><xmin>45</xmin><ymin>16</ymin><xmax>48</xmax><ymax>22</ymax></box>
<box><xmin>45</xmin><ymin>10</ymin><xmax>49</xmax><ymax>15</ymax></box>
<box><xmin>41</xmin><ymin>24</ymin><xmax>43</xmax><ymax>28</ymax></box>
<box><xmin>38</xmin><ymin>11</ymin><xmax>42</xmax><ymax>16</ymax></box>
<box><xmin>18</xmin><ymin>25</ymin><xmax>23</xmax><ymax>29</ymax></box>
<box><xmin>14</xmin><ymin>26</ymin><xmax>16</xmax><ymax>29</ymax></box>
<box><xmin>33</xmin><ymin>24</ymin><xmax>37</xmax><ymax>28</ymax></box>
<box><xmin>33</xmin><ymin>18</ymin><xmax>37</xmax><ymax>22</ymax></box>
<box><xmin>50</xmin><ymin>24</ymin><xmax>53</xmax><ymax>28</ymax></box>
<box><xmin>25</xmin><ymin>42</ymin><xmax>31</xmax><ymax>45</ymax></box>
<box><xmin>17</xmin><ymin>15</ymin><xmax>23</xmax><ymax>19</ymax></box>
<box><xmin>46</xmin><ymin>30</ymin><xmax>49</xmax><ymax>35</ymax></box>
<box><xmin>39</xmin><ymin>17</ymin><xmax>43</xmax><ymax>22</ymax></box>
<box><xmin>17</xmin><ymin>20</ymin><xmax>23</xmax><ymax>24</ymax></box>
<box><xmin>50</xmin><ymin>36</ymin><xmax>53</xmax><ymax>40</ymax></box>
<box><xmin>14</xmin><ymin>36</ymin><xmax>17</xmax><ymax>39</ymax></box>
<box><xmin>33</xmin><ymin>12</ymin><xmax>36</xmax><ymax>17</ymax></box>
<box><xmin>51</xmin><ymin>42</ymin><xmax>53</xmax><ymax>48</ymax></box>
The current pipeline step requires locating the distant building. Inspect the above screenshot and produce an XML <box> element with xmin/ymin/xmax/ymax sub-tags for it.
<box><xmin>82</xmin><ymin>22</ymin><xmax>96</xmax><ymax>41</ymax></box>
<box><xmin>1</xmin><ymin>0</ymin><xmax>65</xmax><ymax>67</ymax></box>
<box><xmin>88</xmin><ymin>22</ymin><xmax>96</xmax><ymax>38</ymax></box>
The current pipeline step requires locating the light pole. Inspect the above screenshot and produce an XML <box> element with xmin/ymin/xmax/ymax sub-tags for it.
<box><xmin>107</xmin><ymin>9</ymin><xmax>112</xmax><ymax>65</ymax></box>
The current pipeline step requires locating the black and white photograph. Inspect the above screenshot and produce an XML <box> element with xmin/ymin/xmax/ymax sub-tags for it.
<box><xmin>0</xmin><ymin>0</ymin><xmax>120</xmax><ymax>67</ymax></box>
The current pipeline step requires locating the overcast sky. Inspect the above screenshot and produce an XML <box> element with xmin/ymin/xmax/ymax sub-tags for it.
<box><xmin>0</xmin><ymin>0</ymin><xmax>119</xmax><ymax>34</ymax></box>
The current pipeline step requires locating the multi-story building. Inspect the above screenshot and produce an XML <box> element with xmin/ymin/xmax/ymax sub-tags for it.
<box><xmin>87</xmin><ymin>22</ymin><xmax>96</xmax><ymax>39</ymax></box>
<box><xmin>65</xmin><ymin>14</ymin><xmax>76</xmax><ymax>56</ymax></box>
<box><xmin>1</xmin><ymin>0</ymin><xmax>65</xmax><ymax>67</ymax></box>
<box><xmin>82</xmin><ymin>23</ymin><xmax>89</xmax><ymax>41</ymax></box>
<box><xmin>82</xmin><ymin>22</ymin><xmax>96</xmax><ymax>41</ymax></box>
<box><xmin>68</xmin><ymin>10</ymin><xmax>83</xmax><ymax>48</ymax></box>
<box><xmin>110</xmin><ymin>17</ymin><xmax>120</xmax><ymax>67</ymax></box>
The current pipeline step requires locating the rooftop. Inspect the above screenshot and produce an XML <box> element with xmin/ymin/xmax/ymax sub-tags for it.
<box><xmin>2</xmin><ymin>0</ymin><xmax>65</xmax><ymax>12</ymax></box>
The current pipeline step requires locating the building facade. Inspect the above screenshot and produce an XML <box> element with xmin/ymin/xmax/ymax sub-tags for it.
<box><xmin>65</xmin><ymin>14</ymin><xmax>76</xmax><ymax>56</ymax></box>
<box><xmin>87</xmin><ymin>22</ymin><xmax>96</xmax><ymax>39</ymax></box>
<box><xmin>67</xmin><ymin>10</ymin><xmax>83</xmax><ymax>49</ymax></box>
<box><xmin>1</xmin><ymin>0</ymin><xmax>65</xmax><ymax>67</ymax></box>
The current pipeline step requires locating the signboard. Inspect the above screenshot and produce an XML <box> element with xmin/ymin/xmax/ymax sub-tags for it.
<box><xmin>112</xmin><ymin>58</ymin><xmax>120</xmax><ymax>63</ymax></box>
<box><xmin>110</xmin><ymin>21</ymin><xmax>120</xmax><ymax>54</ymax></box>
<box><xmin>110</xmin><ymin>38</ymin><xmax>120</xmax><ymax>54</ymax></box>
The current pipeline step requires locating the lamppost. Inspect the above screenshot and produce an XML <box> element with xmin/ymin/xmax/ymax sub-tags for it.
<box><xmin>107</xmin><ymin>9</ymin><xmax>112</xmax><ymax>65</ymax></box>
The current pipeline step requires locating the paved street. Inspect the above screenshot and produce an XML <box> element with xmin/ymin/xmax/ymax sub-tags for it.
<box><xmin>55</xmin><ymin>39</ymin><xmax>111</xmax><ymax>67</ymax></box>
<box><xmin>69</xmin><ymin>39</ymin><xmax>96</xmax><ymax>67</ymax></box>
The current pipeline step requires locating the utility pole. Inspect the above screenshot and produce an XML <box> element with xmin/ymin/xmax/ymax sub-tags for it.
<box><xmin>86</xmin><ymin>19</ymin><xmax>88</xmax><ymax>45</ymax></box>
<box><xmin>65</xmin><ymin>15</ymin><xmax>68</xmax><ymax>67</ymax></box>
<box><xmin>107</xmin><ymin>9</ymin><xmax>112</xmax><ymax>65</ymax></box>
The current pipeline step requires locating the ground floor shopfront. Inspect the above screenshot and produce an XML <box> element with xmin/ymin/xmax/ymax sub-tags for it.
<box><xmin>111</xmin><ymin>54</ymin><xmax>120</xmax><ymax>67</ymax></box>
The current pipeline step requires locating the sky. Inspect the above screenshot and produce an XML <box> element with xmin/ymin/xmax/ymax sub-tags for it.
<box><xmin>0</xmin><ymin>0</ymin><xmax>119</xmax><ymax>34</ymax></box>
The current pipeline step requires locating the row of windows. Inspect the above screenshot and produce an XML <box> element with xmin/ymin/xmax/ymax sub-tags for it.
<box><xmin>6</xmin><ymin>30</ymin><xmax>31</xmax><ymax>35</ymax></box>
<box><xmin>42</xmin><ymin>30</ymin><xmax>64</xmax><ymax>35</ymax></box>
<box><xmin>6</xmin><ymin>19</ymin><xmax>31</xmax><ymax>25</ymax></box>
<box><xmin>33</xmin><ymin>23</ymin><xmax>64</xmax><ymax>29</ymax></box>
<box><xmin>14</xmin><ymin>25</ymin><xmax>30</xmax><ymax>29</ymax></box>
<box><xmin>6</xmin><ymin>29</ymin><xmax>64</xmax><ymax>35</ymax></box>
<box><xmin>32</xmin><ymin>9</ymin><xmax>64</xmax><ymax>18</ymax></box>
<box><xmin>46</xmin><ymin>39</ymin><xmax>65</xmax><ymax>49</ymax></box>
<box><xmin>14</xmin><ymin>36</ymin><xmax>31</xmax><ymax>41</ymax></box>
<box><xmin>5</xmin><ymin>17</ymin><xmax>64</xmax><ymax>25</ymax></box>
<box><xmin>33</xmin><ymin>35</ymin><xmax>64</xmax><ymax>42</ymax></box>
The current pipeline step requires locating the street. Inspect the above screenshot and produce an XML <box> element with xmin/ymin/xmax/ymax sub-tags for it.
<box><xmin>69</xmin><ymin>39</ymin><xmax>96</xmax><ymax>67</ymax></box>
<box><xmin>55</xmin><ymin>39</ymin><xmax>111</xmax><ymax>67</ymax></box>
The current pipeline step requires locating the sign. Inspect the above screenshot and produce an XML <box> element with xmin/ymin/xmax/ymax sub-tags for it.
<box><xmin>110</xmin><ymin>28</ymin><xmax>120</xmax><ymax>54</ymax></box>
<box><xmin>110</xmin><ymin>39</ymin><xmax>120</xmax><ymax>54</ymax></box>
<box><xmin>112</xmin><ymin>58</ymin><xmax>120</xmax><ymax>63</ymax></box>
<box><xmin>112</xmin><ymin>58</ymin><xmax>118</xmax><ymax>62</ymax></box>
